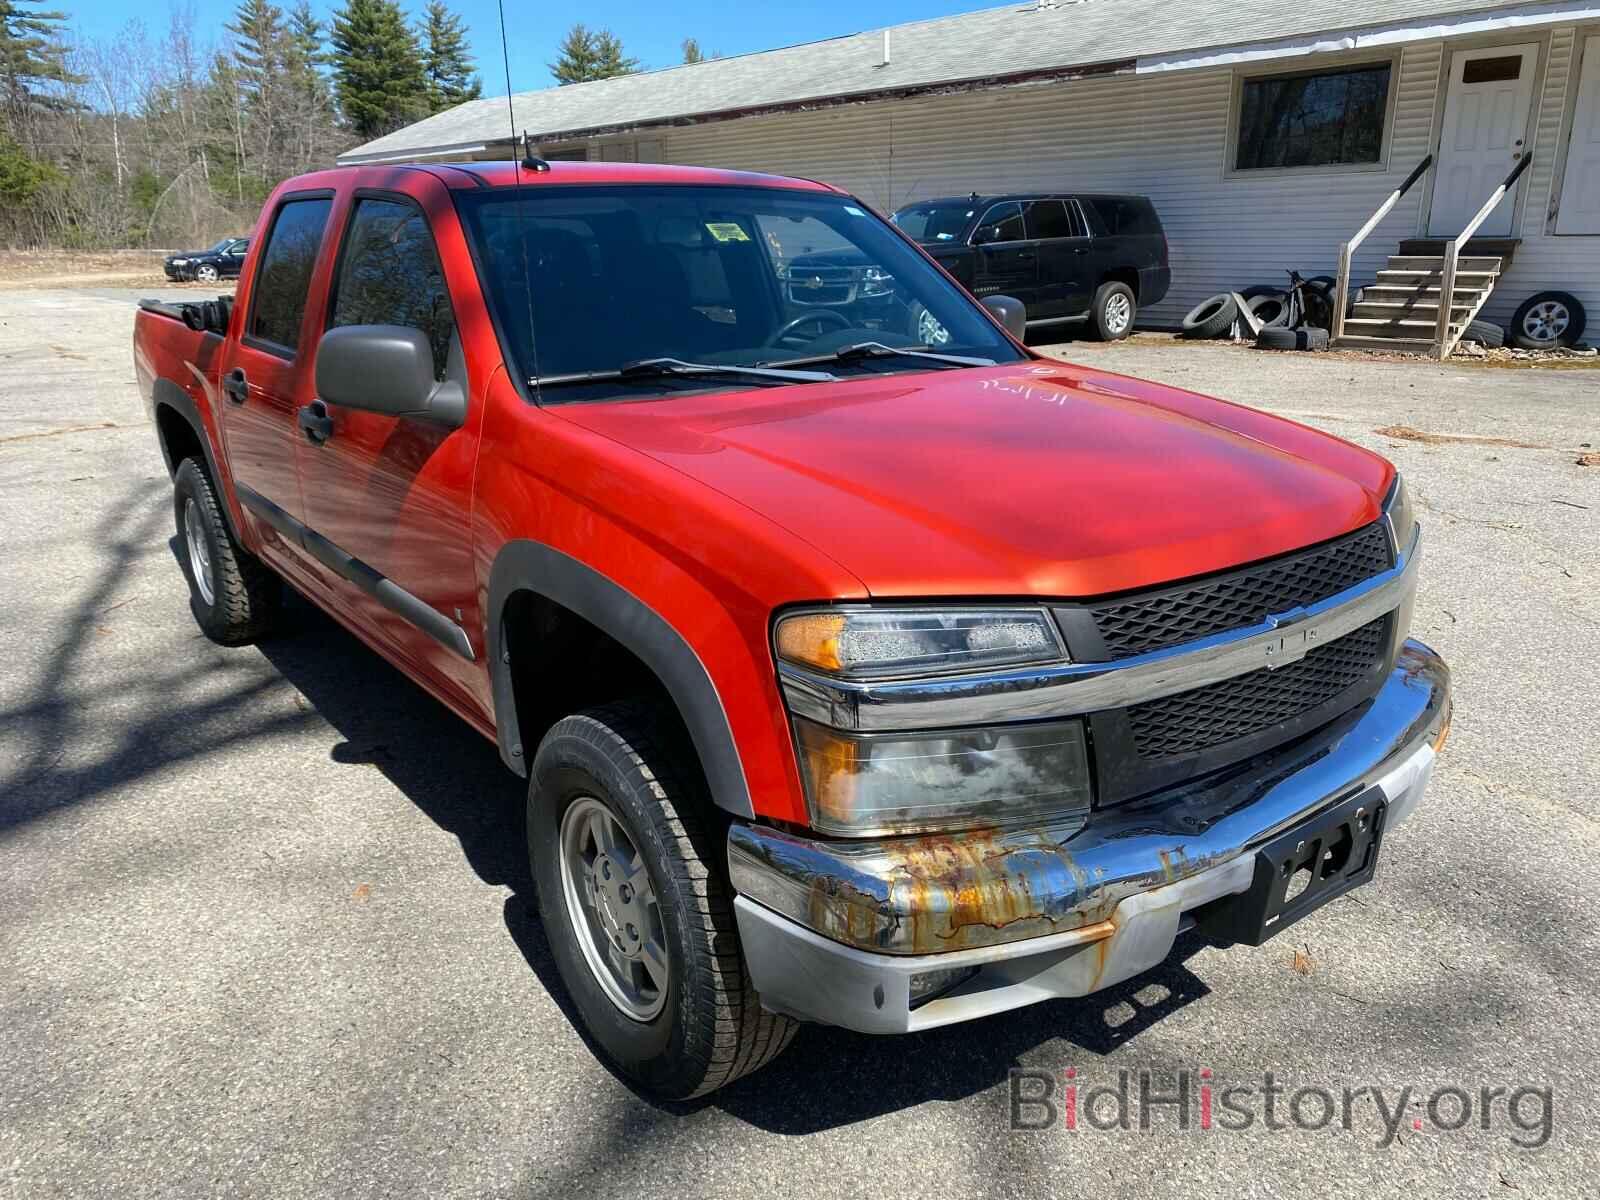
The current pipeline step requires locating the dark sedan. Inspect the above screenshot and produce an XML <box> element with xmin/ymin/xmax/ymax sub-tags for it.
<box><xmin>163</xmin><ymin>237</ymin><xmax>250</xmax><ymax>283</ymax></box>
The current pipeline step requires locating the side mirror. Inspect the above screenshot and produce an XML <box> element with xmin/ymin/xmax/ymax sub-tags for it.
<box><xmin>972</xmin><ymin>224</ymin><xmax>998</xmax><ymax>246</ymax></box>
<box><xmin>314</xmin><ymin>325</ymin><xmax>464</xmax><ymax>428</ymax></box>
<box><xmin>981</xmin><ymin>295</ymin><xmax>1027</xmax><ymax>341</ymax></box>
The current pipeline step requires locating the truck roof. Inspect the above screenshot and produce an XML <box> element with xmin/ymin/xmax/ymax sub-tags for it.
<box><xmin>274</xmin><ymin>159</ymin><xmax>843</xmax><ymax>195</ymax></box>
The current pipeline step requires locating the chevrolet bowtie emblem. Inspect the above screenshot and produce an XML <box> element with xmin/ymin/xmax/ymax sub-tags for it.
<box><xmin>1262</xmin><ymin>607</ymin><xmax>1320</xmax><ymax>669</ymax></box>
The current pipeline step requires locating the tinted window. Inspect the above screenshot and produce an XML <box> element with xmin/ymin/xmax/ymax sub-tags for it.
<box><xmin>1086</xmin><ymin>196</ymin><xmax>1161</xmax><ymax>237</ymax></box>
<box><xmin>1023</xmin><ymin>199</ymin><xmax>1082</xmax><ymax>240</ymax></box>
<box><xmin>248</xmin><ymin>197</ymin><xmax>332</xmax><ymax>351</ymax></box>
<box><xmin>1236</xmin><ymin>63</ymin><xmax>1392</xmax><ymax>170</ymax></box>
<box><xmin>1462</xmin><ymin>55</ymin><xmax>1522</xmax><ymax>84</ymax></box>
<box><xmin>330</xmin><ymin>198</ymin><xmax>455</xmax><ymax>381</ymax></box>
<box><xmin>892</xmin><ymin>200</ymin><xmax>977</xmax><ymax>243</ymax></box>
<box><xmin>975</xmin><ymin>202</ymin><xmax>1024</xmax><ymax>243</ymax></box>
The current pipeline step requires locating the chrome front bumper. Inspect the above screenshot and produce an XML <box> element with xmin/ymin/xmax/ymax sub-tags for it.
<box><xmin>728</xmin><ymin>639</ymin><xmax>1450</xmax><ymax>1034</ymax></box>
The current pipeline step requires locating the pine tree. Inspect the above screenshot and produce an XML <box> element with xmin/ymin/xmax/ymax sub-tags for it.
<box><xmin>285</xmin><ymin>1</ymin><xmax>334</xmax><ymax>170</ymax></box>
<box><xmin>0</xmin><ymin>0</ymin><xmax>77</xmax><ymax>149</ymax></box>
<box><xmin>226</xmin><ymin>0</ymin><xmax>287</xmax><ymax>181</ymax></box>
<box><xmin>420</xmin><ymin>0</ymin><xmax>479</xmax><ymax>114</ymax></box>
<box><xmin>550</xmin><ymin>24</ymin><xmax>637</xmax><ymax>86</ymax></box>
<box><xmin>681</xmin><ymin>38</ymin><xmax>702</xmax><ymax>65</ymax></box>
<box><xmin>330</xmin><ymin>0</ymin><xmax>426</xmax><ymax>138</ymax></box>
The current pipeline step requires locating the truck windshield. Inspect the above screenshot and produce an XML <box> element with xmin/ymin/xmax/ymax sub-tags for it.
<box><xmin>890</xmin><ymin>201</ymin><xmax>978</xmax><ymax>244</ymax></box>
<box><xmin>455</xmin><ymin>185</ymin><xmax>1023</xmax><ymax>400</ymax></box>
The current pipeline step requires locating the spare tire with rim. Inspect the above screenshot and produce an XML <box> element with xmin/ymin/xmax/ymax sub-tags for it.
<box><xmin>1256</xmin><ymin>326</ymin><xmax>1330</xmax><ymax>352</ymax></box>
<box><xmin>1180</xmin><ymin>293</ymin><xmax>1239</xmax><ymax>339</ymax></box>
<box><xmin>1509</xmin><ymin>291</ymin><xmax>1587</xmax><ymax>350</ymax></box>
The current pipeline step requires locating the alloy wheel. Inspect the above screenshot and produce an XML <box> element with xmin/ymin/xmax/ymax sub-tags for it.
<box><xmin>183</xmin><ymin>497</ymin><xmax>215</xmax><ymax>606</ymax></box>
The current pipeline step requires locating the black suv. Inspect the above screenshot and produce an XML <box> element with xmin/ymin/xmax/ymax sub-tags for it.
<box><xmin>891</xmin><ymin>193</ymin><xmax>1169</xmax><ymax>340</ymax></box>
<box><xmin>162</xmin><ymin>237</ymin><xmax>251</xmax><ymax>283</ymax></box>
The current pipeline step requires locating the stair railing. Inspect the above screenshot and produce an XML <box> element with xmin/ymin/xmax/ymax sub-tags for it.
<box><xmin>1332</xmin><ymin>154</ymin><xmax>1433</xmax><ymax>343</ymax></box>
<box><xmin>1432</xmin><ymin>151</ymin><xmax>1532</xmax><ymax>359</ymax></box>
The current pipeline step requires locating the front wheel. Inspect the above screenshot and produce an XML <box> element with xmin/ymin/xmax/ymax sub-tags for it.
<box><xmin>1091</xmin><ymin>281</ymin><xmax>1136</xmax><ymax>340</ymax></box>
<box><xmin>194</xmin><ymin>263</ymin><xmax>220</xmax><ymax>283</ymax></box>
<box><xmin>529</xmin><ymin>701</ymin><xmax>796</xmax><ymax>1098</ymax></box>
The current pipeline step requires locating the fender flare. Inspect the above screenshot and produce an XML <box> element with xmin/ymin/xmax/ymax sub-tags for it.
<box><xmin>151</xmin><ymin>377</ymin><xmax>241</xmax><ymax>541</ymax></box>
<box><xmin>487</xmin><ymin>539</ymin><xmax>755</xmax><ymax>819</ymax></box>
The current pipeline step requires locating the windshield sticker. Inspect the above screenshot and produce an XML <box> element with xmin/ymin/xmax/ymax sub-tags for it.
<box><xmin>705</xmin><ymin>222</ymin><xmax>750</xmax><ymax>243</ymax></box>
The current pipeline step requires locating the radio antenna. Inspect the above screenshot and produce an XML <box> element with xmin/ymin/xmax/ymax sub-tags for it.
<box><xmin>496</xmin><ymin>0</ymin><xmax>543</xmax><ymax>394</ymax></box>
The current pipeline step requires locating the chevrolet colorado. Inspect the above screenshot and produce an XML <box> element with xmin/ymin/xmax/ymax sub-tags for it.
<box><xmin>133</xmin><ymin>160</ymin><xmax>1450</xmax><ymax>1099</ymax></box>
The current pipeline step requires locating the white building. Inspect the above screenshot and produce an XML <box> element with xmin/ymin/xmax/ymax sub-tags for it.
<box><xmin>342</xmin><ymin>0</ymin><xmax>1600</xmax><ymax>341</ymax></box>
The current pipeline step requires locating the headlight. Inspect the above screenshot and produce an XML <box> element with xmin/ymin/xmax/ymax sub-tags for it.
<box><xmin>1384</xmin><ymin>473</ymin><xmax>1416</xmax><ymax>554</ymax></box>
<box><xmin>860</xmin><ymin>266</ymin><xmax>894</xmax><ymax>297</ymax></box>
<box><xmin>791</xmin><ymin>716</ymin><xmax>1092</xmax><ymax>837</ymax></box>
<box><xmin>170</xmin><ymin>258</ymin><xmax>188</xmax><ymax>265</ymax></box>
<box><xmin>775</xmin><ymin>607</ymin><xmax>1089</xmax><ymax>835</ymax></box>
<box><xmin>775</xmin><ymin>607</ymin><xmax>1063</xmax><ymax>680</ymax></box>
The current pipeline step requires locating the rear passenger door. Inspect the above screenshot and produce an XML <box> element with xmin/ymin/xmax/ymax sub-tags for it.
<box><xmin>220</xmin><ymin>192</ymin><xmax>333</xmax><ymax>559</ymax></box>
<box><xmin>1022</xmin><ymin>199</ymin><xmax>1093</xmax><ymax>318</ymax></box>
<box><xmin>293</xmin><ymin>190</ymin><xmax>482</xmax><ymax>697</ymax></box>
<box><xmin>969</xmin><ymin>202</ymin><xmax>1038</xmax><ymax>311</ymax></box>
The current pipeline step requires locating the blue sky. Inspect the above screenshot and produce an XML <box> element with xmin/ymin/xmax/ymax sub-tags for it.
<box><xmin>69</xmin><ymin>1</ymin><xmax>1005</xmax><ymax>95</ymax></box>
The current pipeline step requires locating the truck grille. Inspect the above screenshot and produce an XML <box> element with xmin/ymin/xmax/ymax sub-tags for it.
<box><xmin>1088</xmin><ymin>522</ymin><xmax>1393</xmax><ymax>660</ymax></box>
<box><xmin>1126</xmin><ymin>617</ymin><xmax>1389</xmax><ymax>758</ymax></box>
<box><xmin>785</xmin><ymin>266</ymin><xmax>857</xmax><ymax>306</ymax></box>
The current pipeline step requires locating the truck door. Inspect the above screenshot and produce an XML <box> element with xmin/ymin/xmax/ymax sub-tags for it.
<box><xmin>969</xmin><ymin>202</ymin><xmax>1039</xmax><ymax>312</ymax></box>
<box><xmin>292</xmin><ymin>189</ymin><xmax>484</xmax><ymax>706</ymax></box>
<box><xmin>219</xmin><ymin>192</ymin><xmax>333</xmax><ymax>559</ymax></box>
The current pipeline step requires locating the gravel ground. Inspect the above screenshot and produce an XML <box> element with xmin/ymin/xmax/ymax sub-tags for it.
<box><xmin>2</xmin><ymin>294</ymin><xmax>1598</xmax><ymax>1199</ymax></box>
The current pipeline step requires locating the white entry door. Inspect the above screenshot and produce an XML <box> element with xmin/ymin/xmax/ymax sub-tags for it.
<box><xmin>1556</xmin><ymin>36</ymin><xmax>1600</xmax><ymax>235</ymax></box>
<box><xmin>1430</xmin><ymin>43</ymin><xmax>1539</xmax><ymax>236</ymax></box>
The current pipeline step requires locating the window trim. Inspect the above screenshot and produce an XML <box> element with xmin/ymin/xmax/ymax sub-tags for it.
<box><xmin>1223</xmin><ymin>52</ymin><xmax>1402</xmax><ymax>180</ymax></box>
<box><xmin>1021</xmin><ymin>197</ymin><xmax>1089</xmax><ymax>242</ymax></box>
<box><xmin>241</xmin><ymin>187</ymin><xmax>336</xmax><ymax>361</ymax></box>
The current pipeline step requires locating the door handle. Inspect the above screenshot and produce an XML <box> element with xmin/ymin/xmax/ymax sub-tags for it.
<box><xmin>298</xmin><ymin>400</ymin><xmax>333</xmax><ymax>445</ymax></box>
<box><xmin>1073</xmin><ymin>247</ymin><xmax>1090</xmax><ymax>255</ymax></box>
<box><xmin>222</xmin><ymin>368</ymin><xmax>248</xmax><ymax>404</ymax></box>
<box><xmin>1015</xmin><ymin>251</ymin><xmax>1037</xmax><ymax>261</ymax></box>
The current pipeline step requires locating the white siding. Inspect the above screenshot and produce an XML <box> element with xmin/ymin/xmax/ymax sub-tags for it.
<box><xmin>594</xmin><ymin>33</ymin><xmax>1598</xmax><ymax>333</ymax></box>
<box><xmin>1481</xmin><ymin>26</ymin><xmax>1600</xmax><ymax>326</ymax></box>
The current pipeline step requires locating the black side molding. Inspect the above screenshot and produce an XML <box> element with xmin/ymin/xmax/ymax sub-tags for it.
<box><xmin>486</xmin><ymin>540</ymin><xmax>754</xmax><ymax>818</ymax></box>
<box><xmin>236</xmin><ymin>484</ymin><xmax>475</xmax><ymax>662</ymax></box>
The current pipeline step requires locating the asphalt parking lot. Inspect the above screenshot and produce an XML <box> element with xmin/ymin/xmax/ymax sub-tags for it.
<box><xmin>3</xmin><ymin>288</ymin><xmax>1598</xmax><ymax>1199</ymax></box>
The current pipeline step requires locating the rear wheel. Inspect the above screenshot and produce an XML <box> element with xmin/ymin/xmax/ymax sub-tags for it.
<box><xmin>173</xmin><ymin>458</ymin><xmax>280</xmax><ymax>644</ymax></box>
<box><xmin>529</xmin><ymin>700</ymin><xmax>796</xmax><ymax>1098</ymax></box>
<box><xmin>1091</xmin><ymin>281</ymin><xmax>1136</xmax><ymax>340</ymax></box>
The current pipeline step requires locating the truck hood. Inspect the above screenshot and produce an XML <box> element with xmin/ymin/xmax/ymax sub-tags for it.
<box><xmin>555</xmin><ymin>361</ymin><xmax>1392</xmax><ymax>599</ymax></box>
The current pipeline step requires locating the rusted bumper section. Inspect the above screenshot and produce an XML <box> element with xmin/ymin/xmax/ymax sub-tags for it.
<box><xmin>728</xmin><ymin>639</ymin><xmax>1450</xmax><ymax>1034</ymax></box>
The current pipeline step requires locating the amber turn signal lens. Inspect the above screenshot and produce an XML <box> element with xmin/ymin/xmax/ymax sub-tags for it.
<box><xmin>774</xmin><ymin>612</ymin><xmax>847</xmax><ymax>672</ymax></box>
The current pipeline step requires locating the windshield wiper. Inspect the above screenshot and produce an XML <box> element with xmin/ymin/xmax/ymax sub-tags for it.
<box><xmin>765</xmin><ymin>341</ymin><xmax>995</xmax><ymax>370</ymax></box>
<box><xmin>535</xmin><ymin>357</ymin><xmax>837</xmax><ymax>388</ymax></box>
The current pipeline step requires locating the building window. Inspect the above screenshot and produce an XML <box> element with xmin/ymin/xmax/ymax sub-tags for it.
<box><xmin>1235</xmin><ymin>63</ymin><xmax>1392</xmax><ymax>171</ymax></box>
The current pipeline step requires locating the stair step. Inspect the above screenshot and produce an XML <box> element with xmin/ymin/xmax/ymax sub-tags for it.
<box><xmin>1385</xmin><ymin>255</ymin><xmax>1502</xmax><ymax>272</ymax></box>
<box><xmin>1350</xmin><ymin>301</ymin><xmax>1471</xmax><ymax>320</ymax></box>
<box><xmin>1375</xmin><ymin>268</ymin><xmax>1498</xmax><ymax>283</ymax></box>
<box><xmin>1346</xmin><ymin>317</ymin><xmax>1468</xmax><ymax>333</ymax></box>
<box><xmin>1334</xmin><ymin>334</ymin><xmax>1437</xmax><ymax>353</ymax></box>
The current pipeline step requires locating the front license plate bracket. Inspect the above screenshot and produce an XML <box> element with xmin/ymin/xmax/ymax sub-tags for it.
<box><xmin>1197</xmin><ymin>787</ymin><xmax>1387</xmax><ymax>947</ymax></box>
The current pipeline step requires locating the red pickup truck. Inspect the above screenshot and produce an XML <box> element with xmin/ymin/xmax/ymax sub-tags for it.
<box><xmin>134</xmin><ymin>160</ymin><xmax>1450</xmax><ymax>1099</ymax></box>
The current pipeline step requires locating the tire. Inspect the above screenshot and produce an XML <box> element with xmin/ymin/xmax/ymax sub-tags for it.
<box><xmin>1256</xmin><ymin>326</ymin><xmax>1329</xmax><ymax>352</ymax></box>
<box><xmin>195</xmin><ymin>263</ymin><xmax>219</xmax><ymax>283</ymax></box>
<box><xmin>1460</xmin><ymin>319</ymin><xmax>1505</xmax><ymax>348</ymax></box>
<box><xmin>1239</xmin><ymin>284</ymin><xmax>1284</xmax><ymax>301</ymax></box>
<box><xmin>1510</xmin><ymin>291</ymin><xmax>1587</xmax><ymax>350</ymax></box>
<box><xmin>1245</xmin><ymin>291</ymin><xmax>1290</xmax><ymax>329</ymax></box>
<box><xmin>173</xmin><ymin>457</ymin><xmax>280</xmax><ymax>644</ymax></box>
<box><xmin>529</xmin><ymin>700</ymin><xmax>796</xmax><ymax>1099</ymax></box>
<box><xmin>1091</xmin><ymin>280</ymin><xmax>1136</xmax><ymax>340</ymax></box>
<box><xmin>1180</xmin><ymin>293</ymin><xmax>1238</xmax><ymax>339</ymax></box>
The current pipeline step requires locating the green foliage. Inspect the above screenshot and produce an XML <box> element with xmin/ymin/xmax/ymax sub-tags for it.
<box><xmin>681</xmin><ymin>38</ymin><xmax>702</xmax><ymax>65</ymax></box>
<box><xmin>420</xmin><ymin>0</ymin><xmax>479</xmax><ymax>114</ymax></box>
<box><xmin>550</xmin><ymin>23</ymin><xmax>638</xmax><ymax>86</ymax></box>
<box><xmin>0</xmin><ymin>0</ymin><xmax>78</xmax><ymax>140</ymax></box>
<box><xmin>330</xmin><ymin>0</ymin><xmax>426</xmax><ymax>138</ymax></box>
<box><xmin>0</xmin><ymin>129</ymin><xmax>58</xmax><ymax>202</ymax></box>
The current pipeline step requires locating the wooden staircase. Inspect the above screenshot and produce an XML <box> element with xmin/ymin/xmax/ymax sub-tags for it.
<box><xmin>1337</xmin><ymin>250</ymin><xmax>1506</xmax><ymax>354</ymax></box>
<box><xmin>1330</xmin><ymin>152</ymin><xmax>1532</xmax><ymax>359</ymax></box>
